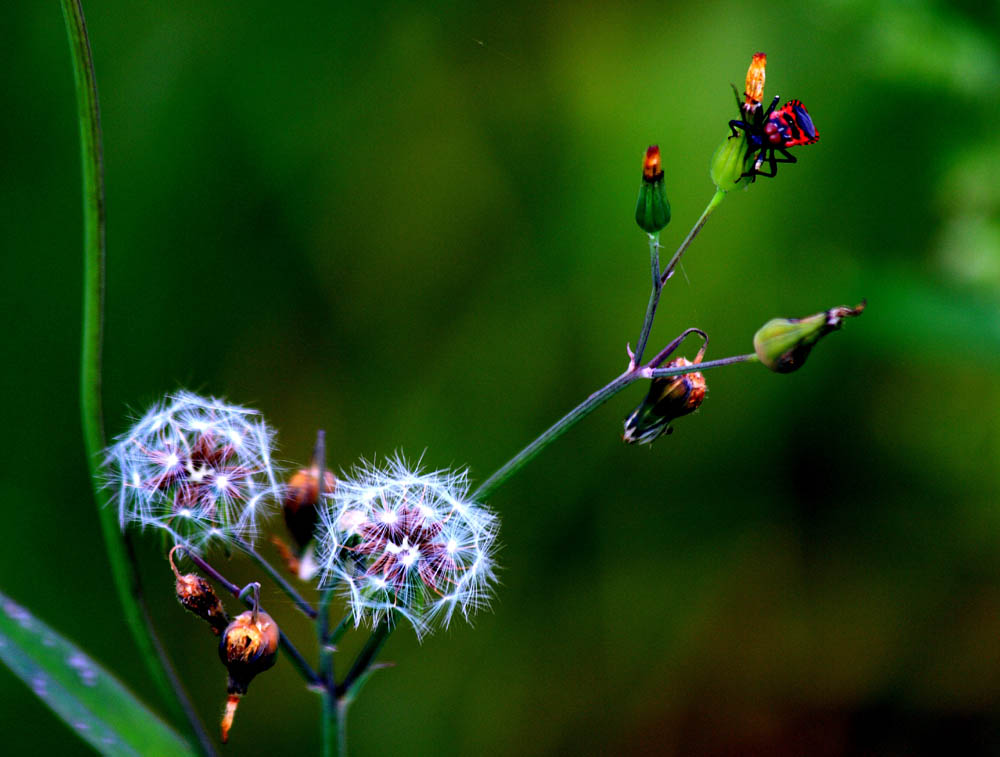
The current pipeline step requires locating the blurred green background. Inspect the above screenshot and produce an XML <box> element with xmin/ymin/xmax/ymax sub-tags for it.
<box><xmin>4</xmin><ymin>0</ymin><xmax>1000</xmax><ymax>754</ymax></box>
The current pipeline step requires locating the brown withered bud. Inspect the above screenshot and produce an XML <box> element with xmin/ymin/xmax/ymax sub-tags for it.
<box><xmin>623</xmin><ymin>356</ymin><xmax>707</xmax><ymax>445</ymax></box>
<box><xmin>169</xmin><ymin>546</ymin><xmax>228</xmax><ymax>635</ymax></box>
<box><xmin>283</xmin><ymin>465</ymin><xmax>336</xmax><ymax>549</ymax></box>
<box><xmin>218</xmin><ymin>605</ymin><xmax>279</xmax><ymax>743</ymax></box>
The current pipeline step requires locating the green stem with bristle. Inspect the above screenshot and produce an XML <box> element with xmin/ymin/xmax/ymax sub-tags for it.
<box><xmin>660</xmin><ymin>189</ymin><xmax>726</xmax><ymax>286</ymax></box>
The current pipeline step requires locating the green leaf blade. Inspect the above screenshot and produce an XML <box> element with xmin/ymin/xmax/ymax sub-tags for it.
<box><xmin>0</xmin><ymin>590</ymin><xmax>196</xmax><ymax>757</ymax></box>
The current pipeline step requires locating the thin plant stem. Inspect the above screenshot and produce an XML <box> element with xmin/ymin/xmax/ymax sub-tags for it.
<box><xmin>646</xmin><ymin>328</ymin><xmax>708</xmax><ymax>370</ymax></box>
<box><xmin>660</xmin><ymin>188</ymin><xmax>726</xmax><ymax>286</ymax></box>
<box><xmin>319</xmin><ymin>590</ymin><xmax>340</xmax><ymax>757</ymax></box>
<box><xmin>647</xmin><ymin>353</ymin><xmax>758</xmax><ymax>377</ymax></box>
<box><xmin>471</xmin><ymin>369</ymin><xmax>640</xmax><ymax>502</ymax></box>
<box><xmin>307</xmin><ymin>430</ymin><xmax>343</xmax><ymax>757</ymax></box>
<box><xmin>338</xmin><ymin>620</ymin><xmax>393</xmax><ymax>699</ymax></box>
<box><xmin>181</xmin><ymin>549</ymin><xmax>321</xmax><ymax>686</ymax></box>
<box><xmin>321</xmin><ymin>677</ymin><xmax>341</xmax><ymax>757</ymax></box>
<box><xmin>238</xmin><ymin>539</ymin><xmax>317</xmax><ymax>619</ymax></box>
<box><xmin>61</xmin><ymin>2</ymin><xmax>212</xmax><ymax>753</ymax></box>
<box><xmin>631</xmin><ymin>233</ymin><xmax>662</xmax><ymax>368</ymax></box>
<box><xmin>327</xmin><ymin>612</ymin><xmax>353</xmax><ymax>647</ymax></box>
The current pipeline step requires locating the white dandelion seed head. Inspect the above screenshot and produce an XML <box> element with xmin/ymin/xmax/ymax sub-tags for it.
<box><xmin>104</xmin><ymin>391</ymin><xmax>283</xmax><ymax>551</ymax></box>
<box><xmin>316</xmin><ymin>454</ymin><xmax>499</xmax><ymax>639</ymax></box>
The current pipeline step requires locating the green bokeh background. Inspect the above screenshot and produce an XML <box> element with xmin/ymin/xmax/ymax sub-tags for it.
<box><xmin>4</xmin><ymin>0</ymin><xmax>1000</xmax><ymax>754</ymax></box>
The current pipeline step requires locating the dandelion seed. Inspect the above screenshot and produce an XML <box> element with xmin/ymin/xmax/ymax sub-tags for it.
<box><xmin>316</xmin><ymin>455</ymin><xmax>499</xmax><ymax>639</ymax></box>
<box><xmin>104</xmin><ymin>391</ymin><xmax>282</xmax><ymax>551</ymax></box>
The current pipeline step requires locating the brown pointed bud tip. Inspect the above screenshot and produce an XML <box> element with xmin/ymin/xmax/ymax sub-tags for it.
<box><xmin>283</xmin><ymin>466</ymin><xmax>336</xmax><ymax>549</ymax></box>
<box><xmin>744</xmin><ymin>52</ymin><xmax>767</xmax><ymax>112</ymax></box>
<box><xmin>175</xmin><ymin>573</ymin><xmax>229</xmax><ymax>635</ymax></box>
<box><xmin>219</xmin><ymin>610</ymin><xmax>279</xmax><ymax>697</ymax></box>
<box><xmin>754</xmin><ymin>300</ymin><xmax>866</xmax><ymax>373</ymax></box>
<box><xmin>220</xmin><ymin>694</ymin><xmax>240</xmax><ymax>744</ymax></box>
<box><xmin>623</xmin><ymin>357</ymin><xmax>707</xmax><ymax>445</ymax></box>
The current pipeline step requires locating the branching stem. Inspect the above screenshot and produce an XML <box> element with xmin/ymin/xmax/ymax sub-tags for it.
<box><xmin>473</xmin><ymin>189</ymin><xmax>734</xmax><ymax>504</ymax></box>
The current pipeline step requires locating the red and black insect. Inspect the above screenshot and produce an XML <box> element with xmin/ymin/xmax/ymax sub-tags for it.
<box><xmin>728</xmin><ymin>94</ymin><xmax>818</xmax><ymax>181</ymax></box>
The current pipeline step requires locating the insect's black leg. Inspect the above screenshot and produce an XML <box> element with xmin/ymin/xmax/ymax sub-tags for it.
<box><xmin>753</xmin><ymin>149</ymin><xmax>778</xmax><ymax>178</ymax></box>
<box><xmin>773</xmin><ymin>148</ymin><xmax>797</xmax><ymax>165</ymax></box>
<box><xmin>763</xmin><ymin>95</ymin><xmax>780</xmax><ymax>119</ymax></box>
<box><xmin>740</xmin><ymin>147</ymin><xmax>764</xmax><ymax>181</ymax></box>
<box><xmin>728</xmin><ymin>119</ymin><xmax>746</xmax><ymax>139</ymax></box>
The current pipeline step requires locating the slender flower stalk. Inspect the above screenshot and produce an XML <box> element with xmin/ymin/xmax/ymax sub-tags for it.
<box><xmin>338</xmin><ymin>620</ymin><xmax>393</xmax><ymax>699</ymax></box>
<box><xmin>648</xmin><ymin>353</ymin><xmax>758</xmax><ymax>377</ymax></box>
<box><xmin>630</xmin><ymin>233</ymin><xmax>662</xmax><ymax>370</ymax></box>
<box><xmin>60</xmin><ymin>2</ymin><xmax>211</xmax><ymax>753</ymax></box>
<box><xmin>239</xmin><ymin>539</ymin><xmax>317</xmax><ymax>619</ymax></box>
<box><xmin>660</xmin><ymin>188</ymin><xmax>726</xmax><ymax>286</ymax></box>
<box><xmin>319</xmin><ymin>585</ymin><xmax>341</xmax><ymax>757</ymax></box>
<box><xmin>307</xmin><ymin>431</ymin><xmax>344</xmax><ymax>757</ymax></box>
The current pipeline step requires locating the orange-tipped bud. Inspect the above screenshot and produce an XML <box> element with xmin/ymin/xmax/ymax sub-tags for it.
<box><xmin>641</xmin><ymin>144</ymin><xmax>663</xmax><ymax>182</ymax></box>
<box><xmin>635</xmin><ymin>146</ymin><xmax>671</xmax><ymax>234</ymax></box>
<box><xmin>283</xmin><ymin>466</ymin><xmax>336</xmax><ymax>549</ymax></box>
<box><xmin>220</xmin><ymin>694</ymin><xmax>240</xmax><ymax>744</ymax></box>
<box><xmin>744</xmin><ymin>52</ymin><xmax>767</xmax><ymax>112</ymax></box>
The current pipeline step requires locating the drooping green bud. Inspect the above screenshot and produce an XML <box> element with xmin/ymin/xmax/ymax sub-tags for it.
<box><xmin>623</xmin><ymin>357</ymin><xmax>707</xmax><ymax>444</ymax></box>
<box><xmin>635</xmin><ymin>145</ymin><xmax>670</xmax><ymax>233</ymax></box>
<box><xmin>711</xmin><ymin>132</ymin><xmax>751</xmax><ymax>191</ymax></box>
<box><xmin>753</xmin><ymin>301</ymin><xmax>866</xmax><ymax>373</ymax></box>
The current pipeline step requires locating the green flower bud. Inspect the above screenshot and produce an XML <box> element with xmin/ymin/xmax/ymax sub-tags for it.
<box><xmin>711</xmin><ymin>132</ymin><xmax>751</xmax><ymax>191</ymax></box>
<box><xmin>635</xmin><ymin>145</ymin><xmax>670</xmax><ymax>233</ymax></box>
<box><xmin>623</xmin><ymin>357</ymin><xmax>707</xmax><ymax>444</ymax></box>
<box><xmin>753</xmin><ymin>301</ymin><xmax>866</xmax><ymax>373</ymax></box>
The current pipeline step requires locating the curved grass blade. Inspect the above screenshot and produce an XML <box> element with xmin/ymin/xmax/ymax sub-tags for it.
<box><xmin>0</xmin><ymin>590</ymin><xmax>195</xmax><ymax>757</ymax></box>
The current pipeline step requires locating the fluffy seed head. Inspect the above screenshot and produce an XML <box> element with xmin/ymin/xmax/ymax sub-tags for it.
<box><xmin>105</xmin><ymin>391</ymin><xmax>282</xmax><ymax>551</ymax></box>
<box><xmin>316</xmin><ymin>455</ymin><xmax>499</xmax><ymax>639</ymax></box>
